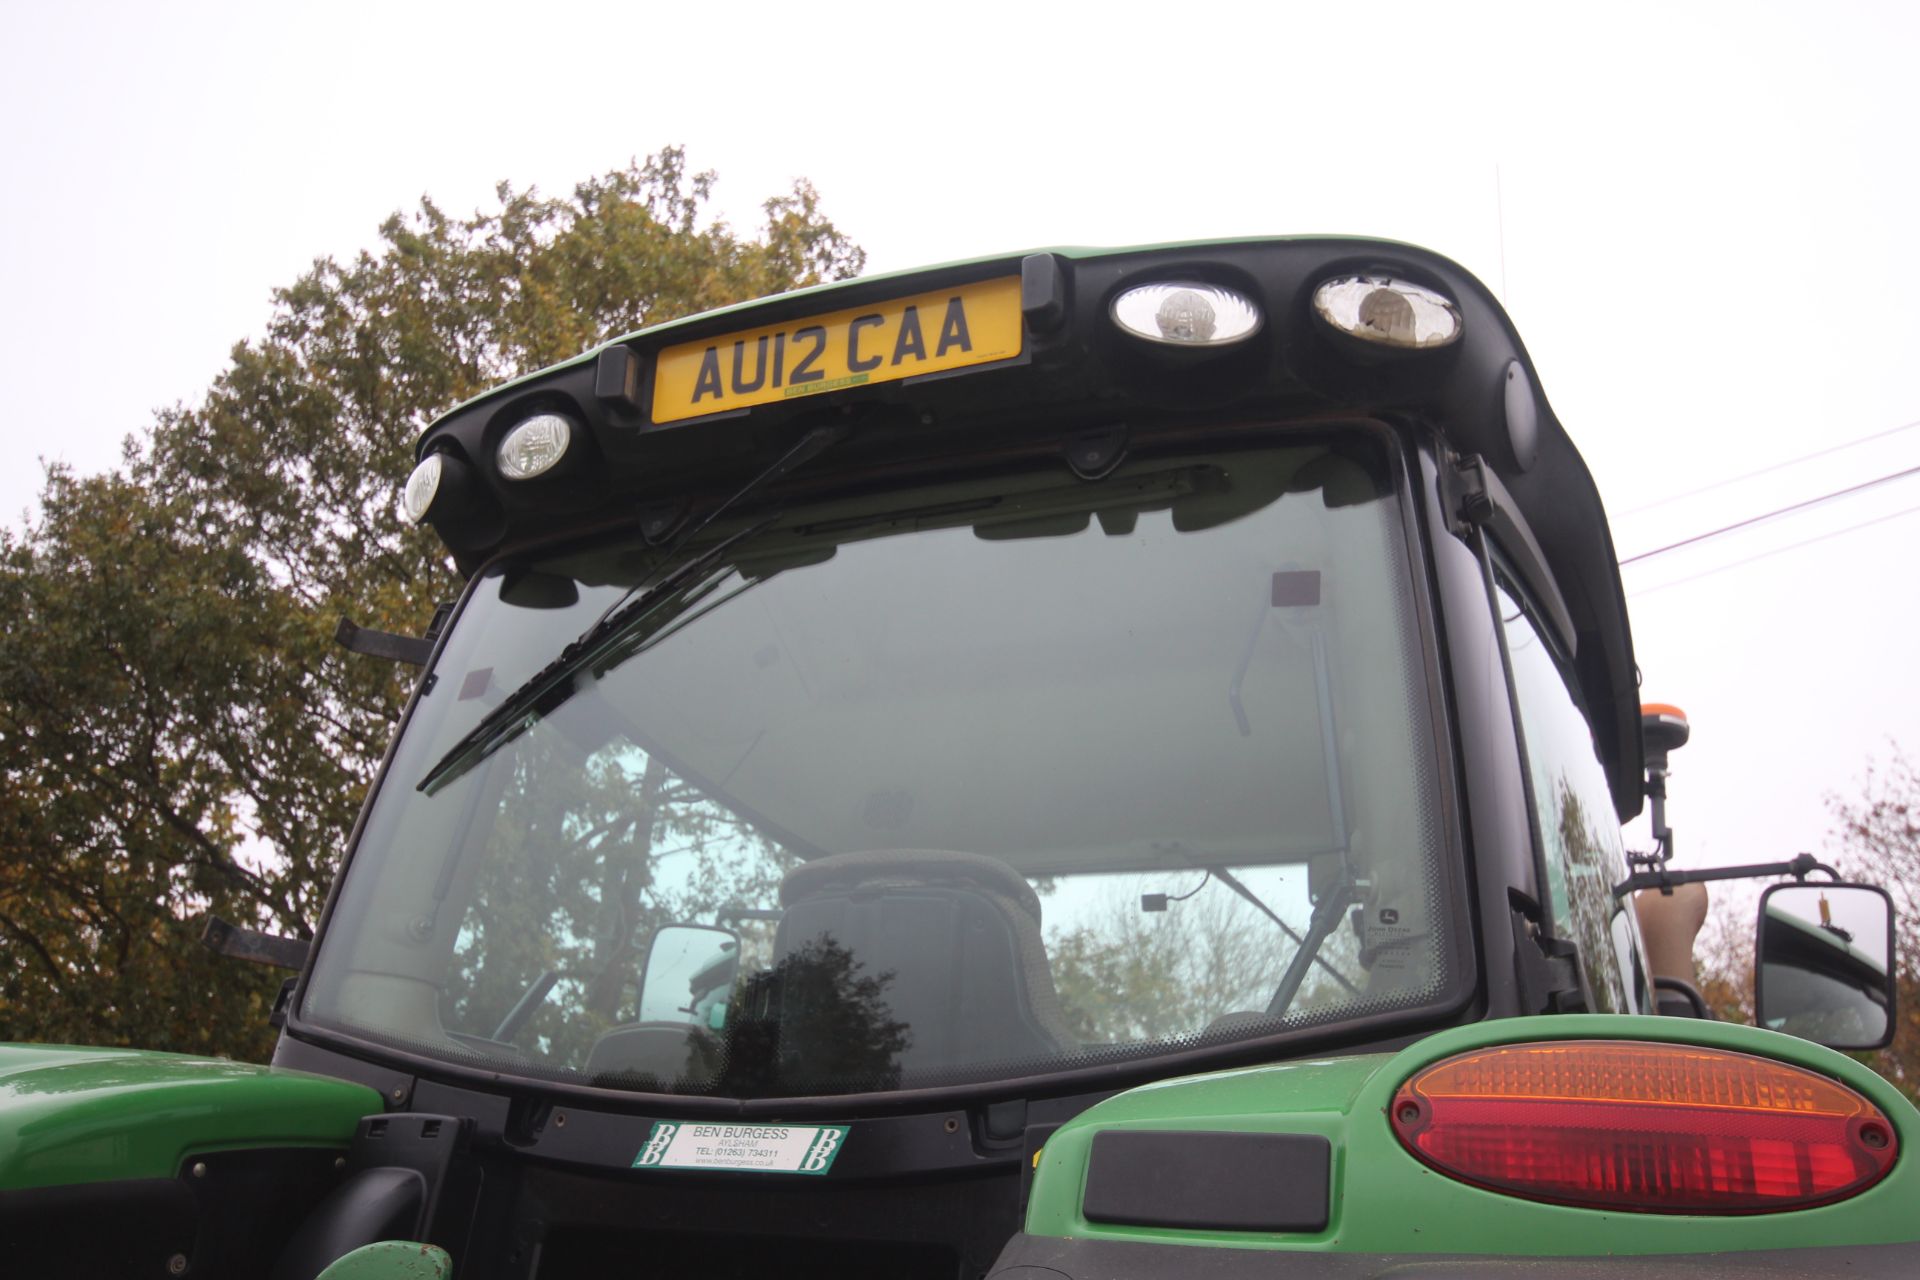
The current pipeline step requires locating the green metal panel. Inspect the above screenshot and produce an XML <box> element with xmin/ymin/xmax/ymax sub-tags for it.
<box><xmin>0</xmin><ymin>1043</ymin><xmax>381</xmax><ymax>1191</ymax></box>
<box><xmin>1026</xmin><ymin>1015</ymin><xmax>1920</xmax><ymax>1256</ymax></box>
<box><xmin>314</xmin><ymin>1242</ymin><xmax>453</xmax><ymax>1279</ymax></box>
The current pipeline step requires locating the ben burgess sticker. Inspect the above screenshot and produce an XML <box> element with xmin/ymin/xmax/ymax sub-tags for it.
<box><xmin>632</xmin><ymin>1121</ymin><xmax>849</xmax><ymax>1175</ymax></box>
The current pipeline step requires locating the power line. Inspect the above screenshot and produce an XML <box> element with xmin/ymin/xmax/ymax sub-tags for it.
<box><xmin>1618</xmin><ymin>417</ymin><xmax>1920</xmax><ymax>516</ymax></box>
<box><xmin>1627</xmin><ymin>501</ymin><xmax>1920</xmax><ymax>599</ymax></box>
<box><xmin>1618</xmin><ymin>462</ymin><xmax>1920</xmax><ymax>566</ymax></box>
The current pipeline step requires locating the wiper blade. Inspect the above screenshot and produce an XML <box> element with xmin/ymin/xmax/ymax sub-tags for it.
<box><xmin>416</xmin><ymin>425</ymin><xmax>848</xmax><ymax>795</ymax></box>
<box><xmin>416</xmin><ymin>524</ymin><xmax>769</xmax><ymax>794</ymax></box>
<box><xmin>576</xmin><ymin>422</ymin><xmax>848</xmax><ymax>643</ymax></box>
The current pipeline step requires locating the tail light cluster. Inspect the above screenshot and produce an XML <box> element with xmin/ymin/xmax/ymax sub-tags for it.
<box><xmin>1390</xmin><ymin>1041</ymin><xmax>1897</xmax><ymax>1214</ymax></box>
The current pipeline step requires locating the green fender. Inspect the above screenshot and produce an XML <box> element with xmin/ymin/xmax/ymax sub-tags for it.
<box><xmin>315</xmin><ymin>1241</ymin><xmax>453</xmax><ymax>1279</ymax></box>
<box><xmin>1026</xmin><ymin>1015</ymin><xmax>1920</xmax><ymax>1256</ymax></box>
<box><xmin>0</xmin><ymin>1042</ymin><xmax>382</xmax><ymax>1191</ymax></box>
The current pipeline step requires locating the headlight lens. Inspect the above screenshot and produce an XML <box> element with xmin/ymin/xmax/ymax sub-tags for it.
<box><xmin>1312</xmin><ymin>276</ymin><xmax>1461</xmax><ymax>349</ymax></box>
<box><xmin>401</xmin><ymin>455</ymin><xmax>443</xmax><ymax>525</ymax></box>
<box><xmin>1111</xmin><ymin>282</ymin><xmax>1262</xmax><ymax>347</ymax></box>
<box><xmin>497</xmin><ymin>413</ymin><xmax>574</xmax><ymax>481</ymax></box>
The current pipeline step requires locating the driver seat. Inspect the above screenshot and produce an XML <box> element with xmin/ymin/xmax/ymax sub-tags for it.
<box><xmin>773</xmin><ymin>850</ymin><xmax>1080</xmax><ymax>1078</ymax></box>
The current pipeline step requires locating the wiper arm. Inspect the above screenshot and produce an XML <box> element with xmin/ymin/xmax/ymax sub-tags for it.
<box><xmin>1265</xmin><ymin>876</ymin><xmax>1356</xmax><ymax>1019</ymax></box>
<box><xmin>417</xmin><ymin>425</ymin><xmax>848</xmax><ymax>795</ymax></box>
<box><xmin>417</xmin><ymin>522</ymin><xmax>770</xmax><ymax>794</ymax></box>
<box><xmin>578</xmin><ymin>422</ymin><xmax>849</xmax><ymax>639</ymax></box>
<box><xmin>1209</xmin><ymin>865</ymin><xmax>1360</xmax><ymax>999</ymax></box>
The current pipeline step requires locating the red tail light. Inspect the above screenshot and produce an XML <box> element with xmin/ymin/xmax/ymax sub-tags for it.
<box><xmin>1390</xmin><ymin>1041</ymin><xmax>1897</xmax><ymax>1214</ymax></box>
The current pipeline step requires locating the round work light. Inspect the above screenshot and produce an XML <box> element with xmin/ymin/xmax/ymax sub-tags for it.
<box><xmin>1312</xmin><ymin>276</ymin><xmax>1461</xmax><ymax>349</ymax></box>
<box><xmin>1111</xmin><ymin>282</ymin><xmax>1262</xmax><ymax>347</ymax></box>
<box><xmin>401</xmin><ymin>455</ymin><xmax>444</xmax><ymax>525</ymax></box>
<box><xmin>497</xmin><ymin>413</ymin><xmax>574</xmax><ymax>481</ymax></box>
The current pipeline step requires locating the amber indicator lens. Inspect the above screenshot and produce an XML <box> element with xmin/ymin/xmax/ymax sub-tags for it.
<box><xmin>1391</xmin><ymin>1041</ymin><xmax>1897</xmax><ymax>1213</ymax></box>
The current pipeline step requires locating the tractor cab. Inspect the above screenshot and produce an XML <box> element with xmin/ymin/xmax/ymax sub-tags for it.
<box><xmin>7</xmin><ymin>239</ymin><xmax>1911</xmax><ymax>1279</ymax></box>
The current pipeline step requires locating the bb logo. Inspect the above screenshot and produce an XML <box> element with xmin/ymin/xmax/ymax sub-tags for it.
<box><xmin>800</xmin><ymin>1127</ymin><xmax>844</xmax><ymax>1172</ymax></box>
<box><xmin>635</xmin><ymin>1123</ymin><xmax>678</xmax><ymax>1167</ymax></box>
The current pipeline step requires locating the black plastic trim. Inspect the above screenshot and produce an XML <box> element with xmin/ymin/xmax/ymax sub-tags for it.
<box><xmin>1082</xmin><ymin>1130</ymin><xmax>1329</xmax><ymax>1231</ymax></box>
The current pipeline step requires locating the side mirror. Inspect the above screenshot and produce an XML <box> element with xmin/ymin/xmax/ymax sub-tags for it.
<box><xmin>1755</xmin><ymin>883</ymin><xmax>1896</xmax><ymax>1050</ymax></box>
<box><xmin>638</xmin><ymin>924</ymin><xmax>741</xmax><ymax>1028</ymax></box>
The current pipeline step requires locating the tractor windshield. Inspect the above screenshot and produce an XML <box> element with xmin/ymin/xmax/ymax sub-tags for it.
<box><xmin>301</xmin><ymin>431</ymin><xmax>1461</xmax><ymax>1100</ymax></box>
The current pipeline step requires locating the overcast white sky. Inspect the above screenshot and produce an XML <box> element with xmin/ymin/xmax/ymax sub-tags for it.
<box><xmin>4</xmin><ymin>1</ymin><xmax>1917</xmax><ymax>901</ymax></box>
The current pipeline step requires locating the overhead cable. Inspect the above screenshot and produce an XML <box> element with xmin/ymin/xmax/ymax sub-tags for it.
<box><xmin>1618</xmin><ymin>463</ymin><xmax>1920</xmax><ymax>566</ymax></box>
<box><xmin>1619</xmin><ymin>417</ymin><xmax>1920</xmax><ymax>516</ymax></box>
<box><xmin>1627</xmin><ymin>501</ymin><xmax>1920</xmax><ymax>599</ymax></box>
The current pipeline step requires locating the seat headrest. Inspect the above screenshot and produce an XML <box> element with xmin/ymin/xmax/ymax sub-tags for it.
<box><xmin>778</xmin><ymin>849</ymin><xmax>1041</xmax><ymax>921</ymax></box>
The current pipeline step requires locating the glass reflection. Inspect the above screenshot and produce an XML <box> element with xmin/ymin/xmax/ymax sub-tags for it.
<box><xmin>1757</xmin><ymin>884</ymin><xmax>1893</xmax><ymax>1049</ymax></box>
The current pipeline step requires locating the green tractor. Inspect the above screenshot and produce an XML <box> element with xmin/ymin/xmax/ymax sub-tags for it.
<box><xmin>4</xmin><ymin>239</ymin><xmax>1911</xmax><ymax>1278</ymax></box>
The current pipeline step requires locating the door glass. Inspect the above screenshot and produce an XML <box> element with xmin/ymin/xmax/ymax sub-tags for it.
<box><xmin>1498</xmin><ymin>579</ymin><xmax>1646</xmax><ymax>1014</ymax></box>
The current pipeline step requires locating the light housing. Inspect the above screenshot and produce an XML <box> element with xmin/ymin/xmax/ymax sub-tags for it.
<box><xmin>401</xmin><ymin>454</ymin><xmax>444</xmax><ymax>525</ymax></box>
<box><xmin>1312</xmin><ymin>276</ymin><xmax>1461</xmax><ymax>349</ymax></box>
<box><xmin>1391</xmin><ymin>1040</ymin><xmax>1897</xmax><ymax>1214</ymax></box>
<box><xmin>1111</xmin><ymin>282</ymin><xmax>1262</xmax><ymax>347</ymax></box>
<box><xmin>497</xmin><ymin>412</ymin><xmax>574</xmax><ymax>481</ymax></box>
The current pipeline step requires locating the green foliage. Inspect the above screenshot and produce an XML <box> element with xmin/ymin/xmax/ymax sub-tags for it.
<box><xmin>727</xmin><ymin>936</ymin><xmax>912</xmax><ymax>1095</ymax></box>
<box><xmin>1549</xmin><ymin>780</ymin><xmax>1632</xmax><ymax>1015</ymax></box>
<box><xmin>1046</xmin><ymin>882</ymin><xmax>1361</xmax><ymax>1044</ymax></box>
<box><xmin>0</xmin><ymin>149</ymin><xmax>862</xmax><ymax>1060</ymax></box>
<box><xmin>438</xmin><ymin>738</ymin><xmax>796</xmax><ymax>1073</ymax></box>
<box><xmin>1692</xmin><ymin>750</ymin><xmax>1920</xmax><ymax>1103</ymax></box>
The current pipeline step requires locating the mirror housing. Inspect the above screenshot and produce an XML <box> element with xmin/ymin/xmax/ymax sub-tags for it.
<box><xmin>1755</xmin><ymin>882</ymin><xmax>1896</xmax><ymax>1050</ymax></box>
<box><xmin>638</xmin><ymin>924</ymin><xmax>741</xmax><ymax>1028</ymax></box>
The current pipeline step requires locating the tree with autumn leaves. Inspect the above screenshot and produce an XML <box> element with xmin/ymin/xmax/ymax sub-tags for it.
<box><xmin>1686</xmin><ymin>754</ymin><xmax>1920</xmax><ymax>1103</ymax></box>
<box><xmin>0</xmin><ymin>149</ymin><xmax>862</xmax><ymax>1061</ymax></box>
<box><xmin>1832</xmin><ymin>755</ymin><xmax>1920</xmax><ymax>1098</ymax></box>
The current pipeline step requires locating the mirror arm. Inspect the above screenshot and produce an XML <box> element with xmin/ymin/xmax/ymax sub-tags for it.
<box><xmin>1613</xmin><ymin>852</ymin><xmax>1839</xmax><ymax>899</ymax></box>
<box><xmin>200</xmin><ymin>915</ymin><xmax>310</xmax><ymax>970</ymax></box>
<box><xmin>1651</xmin><ymin>975</ymin><xmax>1711</xmax><ymax>1019</ymax></box>
<box><xmin>335</xmin><ymin>616</ymin><xmax>432</xmax><ymax>666</ymax></box>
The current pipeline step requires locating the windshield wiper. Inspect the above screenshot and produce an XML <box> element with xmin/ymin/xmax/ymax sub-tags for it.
<box><xmin>1208</xmin><ymin>865</ymin><xmax>1361</xmax><ymax>1000</ymax></box>
<box><xmin>1265</xmin><ymin>875</ymin><xmax>1357</xmax><ymax>1019</ymax></box>
<box><xmin>417</xmin><ymin>425</ymin><xmax>847</xmax><ymax>795</ymax></box>
<box><xmin>417</xmin><ymin>521</ymin><xmax>772</xmax><ymax>794</ymax></box>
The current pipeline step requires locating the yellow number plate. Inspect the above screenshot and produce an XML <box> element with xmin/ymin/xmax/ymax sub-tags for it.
<box><xmin>652</xmin><ymin>276</ymin><xmax>1023</xmax><ymax>425</ymax></box>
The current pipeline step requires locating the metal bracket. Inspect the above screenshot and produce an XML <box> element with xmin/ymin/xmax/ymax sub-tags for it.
<box><xmin>1065</xmin><ymin>425</ymin><xmax>1128</xmax><ymax>480</ymax></box>
<box><xmin>594</xmin><ymin>344</ymin><xmax>643</xmax><ymax>408</ymax></box>
<box><xmin>637</xmin><ymin>501</ymin><xmax>689</xmax><ymax>546</ymax></box>
<box><xmin>1442</xmin><ymin>452</ymin><xmax>1578</xmax><ymax>657</ymax></box>
<box><xmin>1651</xmin><ymin>975</ymin><xmax>1711</xmax><ymax>1019</ymax></box>
<box><xmin>1512</xmin><ymin>908</ymin><xmax>1585</xmax><ymax>1014</ymax></box>
<box><xmin>335</xmin><ymin>616</ymin><xmax>432</xmax><ymax>667</ymax></box>
<box><xmin>1021</xmin><ymin>253</ymin><xmax>1069</xmax><ymax>335</ymax></box>
<box><xmin>201</xmin><ymin>915</ymin><xmax>311</xmax><ymax>970</ymax></box>
<box><xmin>1440</xmin><ymin>451</ymin><xmax>1497</xmax><ymax>534</ymax></box>
<box><xmin>269</xmin><ymin>975</ymin><xmax>298</xmax><ymax>1028</ymax></box>
<box><xmin>1614</xmin><ymin>851</ymin><xmax>1837</xmax><ymax>899</ymax></box>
